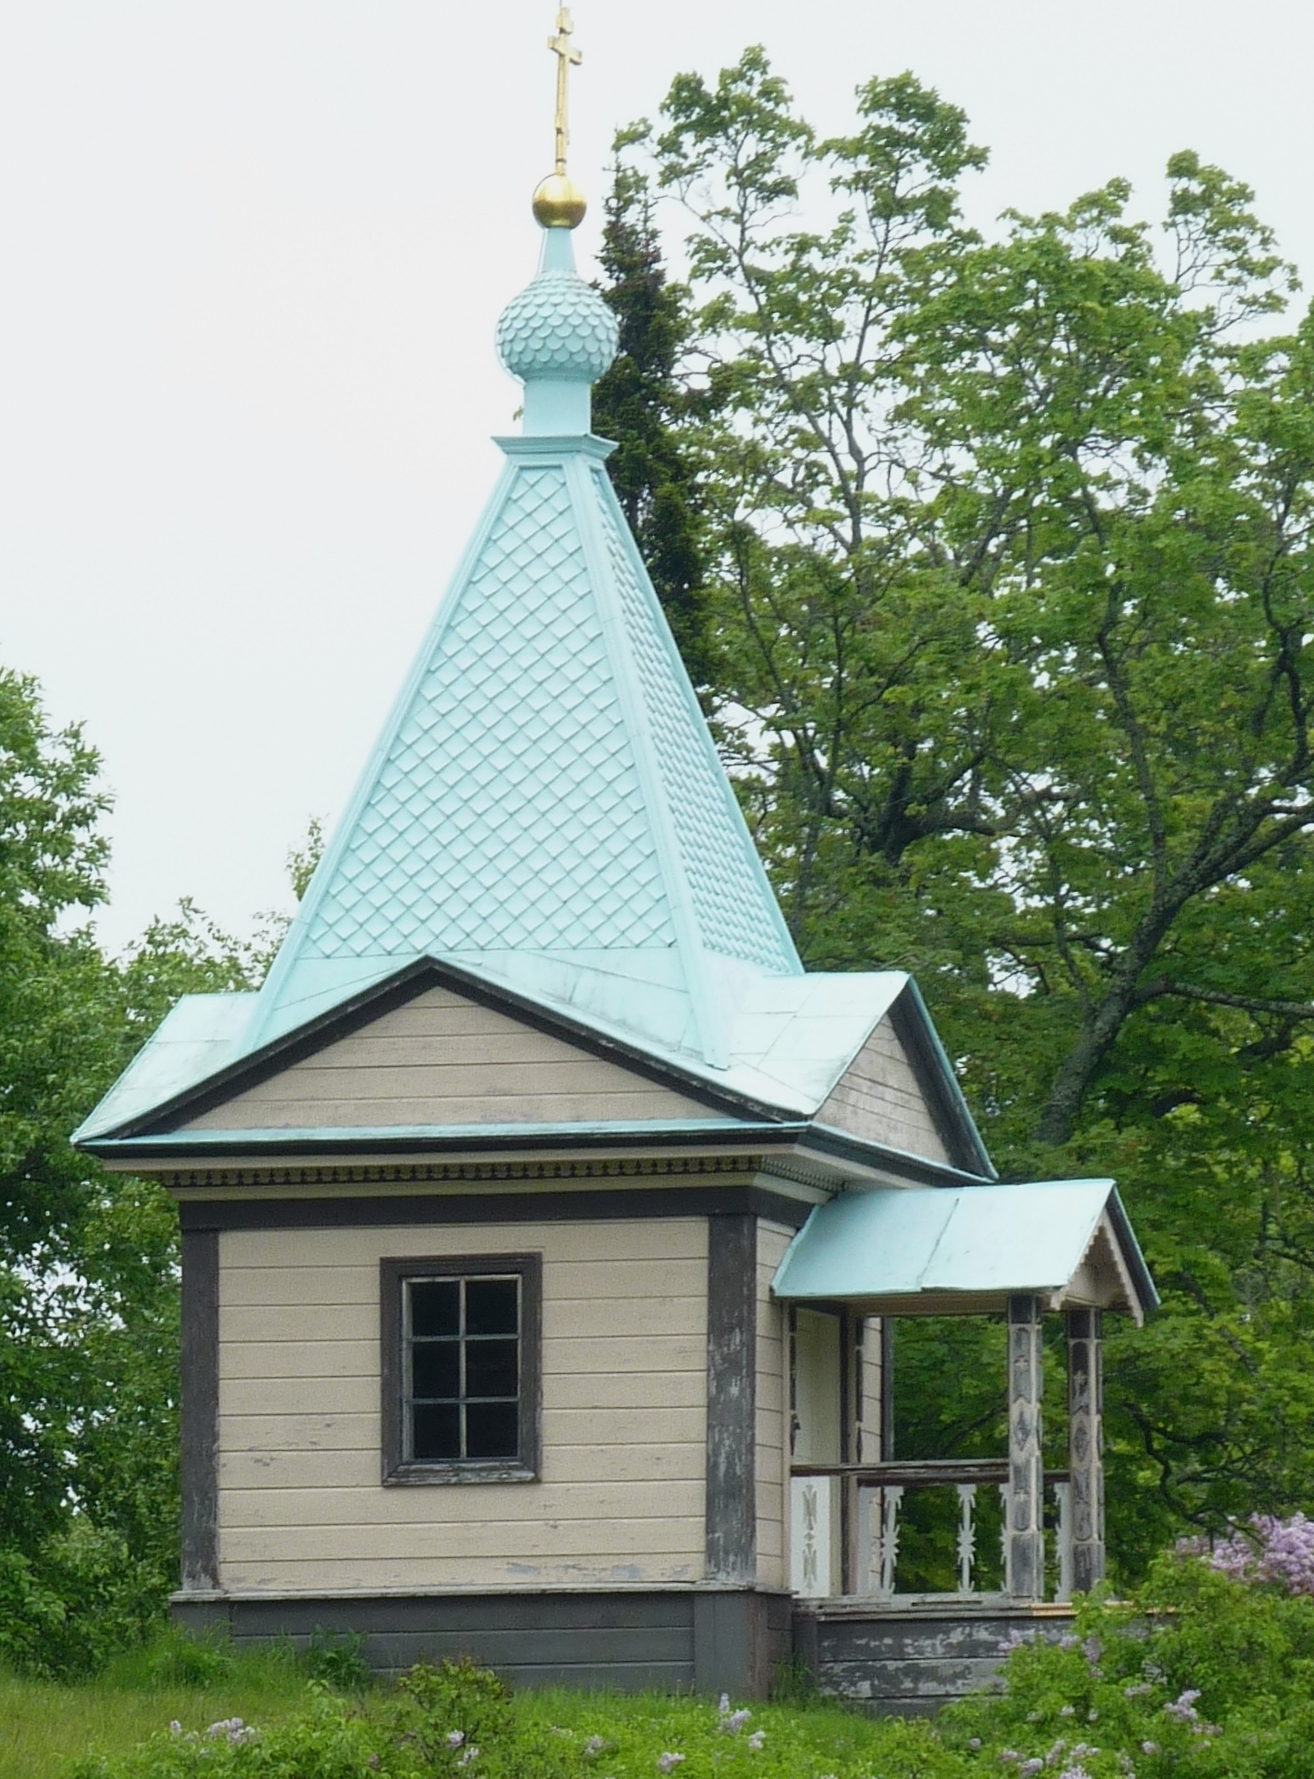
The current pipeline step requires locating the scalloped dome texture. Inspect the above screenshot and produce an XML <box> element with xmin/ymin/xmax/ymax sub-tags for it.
<box><xmin>496</xmin><ymin>269</ymin><xmax>619</xmax><ymax>383</ymax></box>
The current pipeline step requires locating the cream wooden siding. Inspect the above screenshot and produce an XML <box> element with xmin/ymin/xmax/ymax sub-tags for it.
<box><xmin>816</xmin><ymin>1018</ymin><xmax>951</xmax><ymax>1163</ymax></box>
<box><xmin>184</xmin><ymin>984</ymin><xmax>716</xmax><ymax>1132</ymax></box>
<box><xmin>755</xmin><ymin>1221</ymin><xmax>793</xmax><ymax>1590</ymax></box>
<box><xmin>217</xmin><ymin>1218</ymin><xmax>708</xmax><ymax>1593</ymax></box>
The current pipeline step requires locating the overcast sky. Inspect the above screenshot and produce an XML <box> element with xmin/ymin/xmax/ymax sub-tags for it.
<box><xmin>4</xmin><ymin>0</ymin><xmax>1311</xmax><ymax>954</ymax></box>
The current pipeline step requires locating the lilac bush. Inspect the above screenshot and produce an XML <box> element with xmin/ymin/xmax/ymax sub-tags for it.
<box><xmin>1184</xmin><ymin>1511</ymin><xmax>1314</xmax><ymax>1596</ymax></box>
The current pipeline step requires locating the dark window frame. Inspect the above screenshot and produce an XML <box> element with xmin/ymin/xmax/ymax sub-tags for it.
<box><xmin>380</xmin><ymin>1254</ymin><xmax>542</xmax><ymax>1485</ymax></box>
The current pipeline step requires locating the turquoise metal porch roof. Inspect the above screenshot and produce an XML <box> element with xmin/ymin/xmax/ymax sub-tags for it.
<box><xmin>772</xmin><ymin>1181</ymin><xmax>1158</xmax><ymax>1321</ymax></box>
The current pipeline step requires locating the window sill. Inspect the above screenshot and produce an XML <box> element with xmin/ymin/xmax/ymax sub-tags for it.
<box><xmin>383</xmin><ymin>1461</ymin><xmax>539</xmax><ymax>1487</ymax></box>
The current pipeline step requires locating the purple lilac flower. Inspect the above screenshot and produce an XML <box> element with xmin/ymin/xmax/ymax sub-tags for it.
<box><xmin>656</xmin><ymin>1756</ymin><xmax>685</xmax><ymax>1774</ymax></box>
<box><xmin>1164</xmin><ymin>1689</ymin><xmax>1201</xmax><ymax>1724</ymax></box>
<box><xmin>1044</xmin><ymin>1740</ymin><xmax>1066</xmax><ymax>1765</ymax></box>
<box><xmin>1123</xmin><ymin>1683</ymin><xmax>1152</xmax><ymax>1698</ymax></box>
<box><xmin>583</xmin><ymin>1737</ymin><xmax>606</xmax><ymax>1757</ymax></box>
<box><xmin>457</xmin><ymin>1749</ymin><xmax>479</xmax><ymax>1768</ymax></box>
<box><xmin>1141</xmin><ymin>1743</ymin><xmax>1159</xmax><ymax>1756</ymax></box>
<box><xmin>1019</xmin><ymin>1761</ymin><xmax>1044</xmax><ymax>1777</ymax></box>
<box><xmin>746</xmin><ymin>1732</ymin><xmax>765</xmax><ymax>1752</ymax></box>
<box><xmin>447</xmin><ymin>1731</ymin><xmax>466</xmax><ymax>1749</ymax></box>
<box><xmin>1082</xmin><ymin>1637</ymin><xmax>1102</xmax><ymax>1666</ymax></box>
<box><xmin>719</xmin><ymin>1709</ymin><xmax>752</xmax><ymax>1736</ymax></box>
<box><xmin>1182</xmin><ymin>1512</ymin><xmax>1314</xmax><ymax>1596</ymax></box>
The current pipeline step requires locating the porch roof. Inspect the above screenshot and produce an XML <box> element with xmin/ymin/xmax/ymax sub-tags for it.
<box><xmin>771</xmin><ymin>1180</ymin><xmax>1158</xmax><ymax>1325</ymax></box>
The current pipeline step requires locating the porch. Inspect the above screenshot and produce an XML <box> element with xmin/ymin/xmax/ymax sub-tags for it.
<box><xmin>771</xmin><ymin>1181</ymin><xmax>1158</xmax><ymax>1708</ymax></box>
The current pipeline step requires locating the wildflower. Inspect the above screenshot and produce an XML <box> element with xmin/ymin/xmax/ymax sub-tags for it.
<box><xmin>1044</xmin><ymin>1740</ymin><xmax>1066</xmax><ymax>1765</ymax></box>
<box><xmin>1123</xmin><ymin>1683</ymin><xmax>1152</xmax><ymax>1698</ymax></box>
<box><xmin>718</xmin><ymin>1695</ymin><xmax>730</xmax><ymax>1716</ymax></box>
<box><xmin>1082</xmin><ymin>1637</ymin><xmax>1103</xmax><ymax>1666</ymax></box>
<box><xmin>168</xmin><ymin>1723</ymin><xmax>182</xmax><ymax>1736</ymax></box>
<box><xmin>447</xmin><ymin>1731</ymin><xmax>466</xmax><ymax>1749</ymax></box>
<box><xmin>1059</xmin><ymin>1635</ymin><xmax>1080</xmax><ymax>1651</ymax></box>
<box><xmin>998</xmin><ymin>1752</ymin><xmax>1020</xmax><ymax>1765</ymax></box>
<box><xmin>1059</xmin><ymin>1768</ymin><xmax>1091</xmax><ymax>1779</ymax></box>
<box><xmin>719</xmin><ymin>1709</ymin><xmax>753</xmax><ymax>1736</ymax></box>
<box><xmin>746</xmin><ymin>1731</ymin><xmax>765</xmax><ymax>1752</ymax></box>
<box><xmin>1020</xmin><ymin>1761</ymin><xmax>1044</xmax><ymax>1777</ymax></box>
<box><xmin>656</xmin><ymin>1756</ymin><xmax>685</xmax><ymax>1774</ymax></box>
<box><xmin>584</xmin><ymin>1737</ymin><xmax>606</xmax><ymax>1757</ymax></box>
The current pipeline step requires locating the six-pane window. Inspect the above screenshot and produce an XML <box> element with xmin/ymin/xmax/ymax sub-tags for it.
<box><xmin>405</xmin><ymin>1273</ymin><xmax>521</xmax><ymax>1464</ymax></box>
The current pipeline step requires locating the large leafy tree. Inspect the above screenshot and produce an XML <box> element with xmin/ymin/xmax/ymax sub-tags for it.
<box><xmin>609</xmin><ymin>49</ymin><xmax>1314</xmax><ymax>1568</ymax></box>
<box><xmin>0</xmin><ymin>670</ymin><xmax>267</xmax><ymax>1669</ymax></box>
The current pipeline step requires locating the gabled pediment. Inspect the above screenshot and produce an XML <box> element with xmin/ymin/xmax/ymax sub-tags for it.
<box><xmin>812</xmin><ymin>983</ymin><xmax>990</xmax><ymax>1177</ymax></box>
<box><xmin>174</xmin><ymin>978</ymin><xmax>720</xmax><ymax>1135</ymax></box>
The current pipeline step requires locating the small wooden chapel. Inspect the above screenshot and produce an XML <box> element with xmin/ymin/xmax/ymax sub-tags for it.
<box><xmin>75</xmin><ymin>12</ymin><xmax>1156</xmax><ymax>1711</ymax></box>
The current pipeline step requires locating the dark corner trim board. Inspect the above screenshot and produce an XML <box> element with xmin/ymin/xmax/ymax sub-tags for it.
<box><xmin>379</xmin><ymin>1253</ymin><xmax>543</xmax><ymax>1486</ymax></box>
<box><xmin>705</xmin><ymin>1213</ymin><xmax>758</xmax><ymax>1585</ymax></box>
<box><xmin>178</xmin><ymin>1185</ymin><xmax>815</xmax><ymax>1234</ymax></box>
<box><xmin>179</xmin><ymin>1228</ymin><xmax>219</xmax><ymax>1593</ymax></box>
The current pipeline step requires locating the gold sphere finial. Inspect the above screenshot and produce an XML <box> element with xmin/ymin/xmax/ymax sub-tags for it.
<box><xmin>533</xmin><ymin>172</ymin><xmax>587</xmax><ymax>229</ymax></box>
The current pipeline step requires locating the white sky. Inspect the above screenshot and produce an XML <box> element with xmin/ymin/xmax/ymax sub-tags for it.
<box><xmin>3</xmin><ymin>0</ymin><xmax>1311</xmax><ymax>955</ymax></box>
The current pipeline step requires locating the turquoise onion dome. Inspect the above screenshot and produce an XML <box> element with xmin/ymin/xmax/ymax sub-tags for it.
<box><xmin>495</xmin><ymin>227</ymin><xmax>618</xmax><ymax>435</ymax></box>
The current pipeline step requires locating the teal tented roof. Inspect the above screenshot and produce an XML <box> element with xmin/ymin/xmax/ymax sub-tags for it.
<box><xmin>73</xmin><ymin>220</ymin><xmax>995</xmax><ymax>1183</ymax></box>
<box><xmin>242</xmin><ymin>433</ymin><xmax>799</xmax><ymax>1072</ymax></box>
<box><xmin>772</xmin><ymin>1181</ymin><xmax>1158</xmax><ymax>1323</ymax></box>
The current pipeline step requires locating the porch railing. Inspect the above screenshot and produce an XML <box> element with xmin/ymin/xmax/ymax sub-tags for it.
<box><xmin>789</xmin><ymin>1461</ymin><xmax>1073</xmax><ymax>1604</ymax></box>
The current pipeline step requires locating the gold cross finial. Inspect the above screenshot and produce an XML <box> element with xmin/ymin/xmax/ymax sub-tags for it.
<box><xmin>532</xmin><ymin>7</ymin><xmax>587</xmax><ymax>228</ymax></box>
<box><xmin>547</xmin><ymin>8</ymin><xmax>582</xmax><ymax>178</ymax></box>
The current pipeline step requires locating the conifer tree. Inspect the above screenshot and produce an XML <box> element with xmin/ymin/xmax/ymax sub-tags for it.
<box><xmin>592</xmin><ymin>148</ymin><xmax>710</xmax><ymax>685</ymax></box>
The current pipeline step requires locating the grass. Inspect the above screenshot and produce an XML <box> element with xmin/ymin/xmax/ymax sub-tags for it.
<box><xmin>0</xmin><ymin>1641</ymin><xmax>930</xmax><ymax>1779</ymax></box>
<box><xmin>0</xmin><ymin>1642</ymin><xmax>316</xmax><ymax>1779</ymax></box>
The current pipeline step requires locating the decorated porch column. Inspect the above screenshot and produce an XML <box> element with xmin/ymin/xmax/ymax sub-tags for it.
<box><xmin>1007</xmin><ymin>1294</ymin><xmax>1045</xmax><ymax>1600</ymax></box>
<box><xmin>1066</xmin><ymin>1309</ymin><xmax>1105</xmax><ymax>1593</ymax></box>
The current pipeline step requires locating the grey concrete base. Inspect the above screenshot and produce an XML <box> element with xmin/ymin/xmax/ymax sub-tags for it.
<box><xmin>172</xmin><ymin>1588</ymin><xmax>792</xmax><ymax>1700</ymax></box>
<box><xmin>793</xmin><ymin>1600</ymin><xmax>1076</xmax><ymax>1715</ymax></box>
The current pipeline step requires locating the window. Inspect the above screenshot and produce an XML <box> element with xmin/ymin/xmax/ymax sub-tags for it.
<box><xmin>381</xmin><ymin>1254</ymin><xmax>541</xmax><ymax>1484</ymax></box>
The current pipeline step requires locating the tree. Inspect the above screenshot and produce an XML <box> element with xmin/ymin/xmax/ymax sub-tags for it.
<box><xmin>592</xmin><ymin>144</ymin><xmax>712</xmax><ymax>684</ymax></box>
<box><xmin>0</xmin><ymin>669</ymin><xmax>277</xmax><ymax>1670</ymax></box>
<box><xmin>626</xmin><ymin>49</ymin><xmax>1314</xmax><ymax>1562</ymax></box>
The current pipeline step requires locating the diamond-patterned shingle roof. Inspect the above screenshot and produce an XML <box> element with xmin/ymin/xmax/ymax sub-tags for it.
<box><xmin>244</xmin><ymin>425</ymin><xmax>802</xmax><ymax>1064</ymax></box>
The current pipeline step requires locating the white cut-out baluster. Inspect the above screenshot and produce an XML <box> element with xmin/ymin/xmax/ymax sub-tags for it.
<box><xmin>956</xmin><ymin>1483</ymin><xmax>977</xmax><ymax>1594</ymax></box>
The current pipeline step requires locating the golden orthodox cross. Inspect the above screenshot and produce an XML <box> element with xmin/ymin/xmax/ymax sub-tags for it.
<box><xmin>547</xmin><ymin>8</ymin><xmax>582</xmax><ymax>177</ymax></box>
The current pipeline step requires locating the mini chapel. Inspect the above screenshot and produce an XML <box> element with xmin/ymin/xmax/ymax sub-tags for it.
<box><xmin>75</xmin><ymin>12</ymin><xmax>1157</xmax><ymax>1710</ymax></box>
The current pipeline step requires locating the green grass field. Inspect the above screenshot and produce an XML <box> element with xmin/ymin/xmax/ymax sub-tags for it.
<box><xmin>0</xmin><ymin>1643</ymin><xmax>316</xmax><ymax>1779</ymax></box>
<box><xmin>0</xmin><ymin>1647</ymin><xmax>926</xmax><ymax>1779</ymax></box>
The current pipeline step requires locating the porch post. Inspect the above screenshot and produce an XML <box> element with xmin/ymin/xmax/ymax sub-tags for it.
<box><xmin>1007</xmin><ymin>1293</ymin><xmax>1045</xmax><ymax>1601</ymax></box>
<box><xmin>1066</xmin><ymin>1309</ymin><xmax>1105</xmax><ymax>1594</ymax></box>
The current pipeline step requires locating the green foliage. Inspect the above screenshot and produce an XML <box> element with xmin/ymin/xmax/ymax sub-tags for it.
<box><xmin>69</xmin><ymin>1658</ymin><xmax>964</xmax><ymax>1779</ymax></box>
<box><xmin>617</xmin><ymin>46</ymin><xmax>1314</xmax><ymax>1564</ymax></box>
<box><xmin>0</xmin><ymin>667</ymin><xmax>280</xmax><ymax>1674</ymax></box>
<box><xmin>301</xmin><ymin>1631</ymin><xmax>372</xmax><ymax>1695</ymax></box>
<box><xmin>592</xmin><ymin>146</ymin><xmax>711</xmax><ymax>684</ymax></box>
<box><xmin>946</xmin><ymin>1556</ymin><xmax>1314</xmax><ymax>1779</ymax></box>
